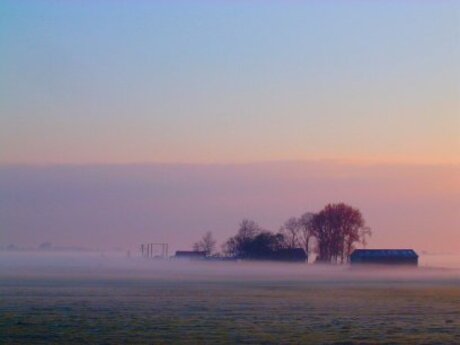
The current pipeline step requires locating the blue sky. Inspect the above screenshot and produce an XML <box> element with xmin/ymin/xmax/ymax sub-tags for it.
<box><xmin>1</xmin><ymin>1</ymin><xmax>459</xmax><ymax>164</ymax></box>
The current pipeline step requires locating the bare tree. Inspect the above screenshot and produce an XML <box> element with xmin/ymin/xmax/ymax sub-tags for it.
<box><xmin>193</xmin><ymin>231</ymin><xmax>216</xmax><ymax>256</ymax></box>
<box><xmin>359</xmin><ymin>226</ymin><xmax>372</xmax><ymax>248</ymax></box>
<box><xmin>223</xmin><ymin>219</ymin><xmax>261</xmax><ymax>256</ymax></box>
<box><xmin>237</xmin><ymin>219</ymin><xmax>261</xmax><ymax>240</ymax></box>
<box><xmin>299</xmin><ymin>212</ymin><xmax>315</xmax><ymax>256</ymax></box>
<box><xmin>280</xmin><ymin>217</ymin><xmax>301</xmax><ymax>249</ymax></box>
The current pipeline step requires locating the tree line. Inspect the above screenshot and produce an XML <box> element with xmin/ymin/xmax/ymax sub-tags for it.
<box><xmin>193</xmin><ymin>203</ymin><xmax>371</xmax><ymax>263</ymax></box>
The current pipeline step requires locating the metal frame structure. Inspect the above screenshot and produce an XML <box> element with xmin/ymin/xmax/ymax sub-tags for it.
<box><xmin>141</xmin><ymin>243</ymin><xmax>169</xmax><ymax>258</ymax></box>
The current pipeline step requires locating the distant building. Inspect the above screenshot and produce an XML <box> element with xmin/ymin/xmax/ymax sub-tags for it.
<box><xmin>242</xmin><ymin>248</ymin><xmax>308</xmax><ymax>263</ymax></box>
<box><xmin>350</xmin><ymin>249</ymin><xmax>418</xmax><ymax>266</ymax></box>
<box><xmin>271</xmin><ymin>248</ymin><xmax>308</xmax><ymax>263</ymax></box>
<box><xmin>174</xmin><ymin>250</ymin><xmax>207</xmax><ymax>260</ymax></box>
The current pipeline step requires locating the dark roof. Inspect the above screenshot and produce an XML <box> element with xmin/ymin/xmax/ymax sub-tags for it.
<box><xmin>175</xmin><ymin>251</ymin><xmax>206</xmax><ymax>258</ymax></box>
<box><xmin>240</xmin><ymin>248</ymin><xmax>307</xmax><ymax>262</ymax></box>
<box><xmin>271</xmin><ymin>248</ymin><xmax>307</xmax><ymax>262</ymax></box>
<box><xmin>276</xmin><ymin>248</ymin><xmax>307</xmax><ymax>258</ymax></box>
<box><xmin>351</xmin><ymin>249</ymin><xmax>418</xmax><ymax>258</ymax></box>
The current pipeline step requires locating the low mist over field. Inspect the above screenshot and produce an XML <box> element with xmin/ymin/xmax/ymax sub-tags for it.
<box><xmin>2</xmin><ymin>251</ymin><xmax>460</xmax><ymax>345</ymax></box>
<box><xmin>2</xmin><ymin>250</ymin><xmax>460</xmax><ymax>345</ymax></box>
<box><xmin>1</xmin><ymin>162</ymin><xmax>459</xmax><ymax>253</ymax></box>
<box><xmin>1</xmin><ymin>250</ymin><xmax>460</xmax><ymax>282</ymax></box>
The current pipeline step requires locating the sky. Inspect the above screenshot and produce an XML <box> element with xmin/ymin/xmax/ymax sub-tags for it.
<box><xmin>1</xmin><ymin>162</ymin><xmax>459</xmax><ymax>253</ymax></box>
<box><xmin>1</xmin><ymin>0</ymin><xmax>459</xmax><ymax>164</ymax></box>
<box><xmin>0</xmin><ymin>1</ymin><xmax>459</xmax><ymax>252</ymax></box>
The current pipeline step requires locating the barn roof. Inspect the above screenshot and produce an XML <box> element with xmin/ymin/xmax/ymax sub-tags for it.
<box><xmin>241</xmin><ymin>248</ymin><xmax>307</xmax><ymax>262</ymax></box>
<box><xmin>351</xmin><ymin>249</ymin><xmax>418</xmax><ymax>258</ymax></box>
<box><xmin>276</xmin><ymin>248</ymin><xmax>307</xmax><ymax>257</ymax></box>
<box><xmin>175</xmin><ymin>250</ymin><xmax>206</xmax><ymax>257</ymax></box>
<box><xmin>272</xmin><ymin>248</ymin><xmax>307</xmax><ymax>261</ymax></box>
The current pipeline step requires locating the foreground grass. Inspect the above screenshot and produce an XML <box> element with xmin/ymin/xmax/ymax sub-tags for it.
<box><xmin>1</xmin><ymin>278</ymin><xmax>459</xmax><ymax>345</ymax></box>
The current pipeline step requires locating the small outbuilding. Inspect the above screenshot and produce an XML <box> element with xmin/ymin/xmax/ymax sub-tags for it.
<box><xmin>239</xmin><ymin>248</ymin><xmax>308</xmax><ymax>263</ymax></box>
<box><xmin>271</xmin><ymin>248</ymin><xmax>308</xmax><ymax>263</ymax></box>
<box><xmin>174</xmin><ymin>250</ymin><xmax>206</xmax><ymax>260</ymax></box>
<box><xmin>350</xmin><ymin>249</ymin><xmax>418</xmax><ymax>266</ymax></box>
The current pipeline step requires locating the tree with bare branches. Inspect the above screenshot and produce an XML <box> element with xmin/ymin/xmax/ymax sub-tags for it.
<box><xmin>280</xmin><ymin>217</ymin><xmax>301</xmax><ymax>249</ymax></box>
<box><xmin>299</xmin><ymin>212</ymin><xmax>315</xmax><ymax>259</ymax></box>
<box><xmin>222</xmin><ymin>219</ymin><xmax>261</xmax><ymax>256</ymax></box>
<box><xmin>193</xmin><ymin>231</ymin><xmax>216</xmax><ymax>256</ymax></box>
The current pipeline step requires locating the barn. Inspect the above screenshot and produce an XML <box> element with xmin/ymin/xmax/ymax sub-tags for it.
<box><xmin>239</xmin><ymin>248</ymin><xmax>308</xmax><ymax>263</ymax></box>
<box><xmin>350</xmin><ymin>249</ymin><xmax>418</xmax><ymax>266</ymax></box>
<box><xmin>174</xmin><ymin>251</ymin><xmax>206</xmax><ymax>260</ymax></box>
<box><xmin>272</xmin><ymin>248</ymin><xmax>308</xmax><ymax>263</ymax></box>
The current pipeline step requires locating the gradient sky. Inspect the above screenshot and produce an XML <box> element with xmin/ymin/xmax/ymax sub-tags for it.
<box><xmin>1</xmin><ymin>162</ymin><xmax>459</xmax><ymax>253</ymax></box>
<box><xmin>1</xmin><ymin>2</ymin><xmax>459</xmax><ymax>253</ymax></box>
<box><xmin>1</xmin><ymin>1</ymin><xmax>459</xmax><ymax>164</ymax></box>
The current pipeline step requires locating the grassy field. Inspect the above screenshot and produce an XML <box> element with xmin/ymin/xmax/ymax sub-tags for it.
<box><xmin>1</xmin><ymin>273</ymin><xmax>460</xmax><ymax>345</ymax></box>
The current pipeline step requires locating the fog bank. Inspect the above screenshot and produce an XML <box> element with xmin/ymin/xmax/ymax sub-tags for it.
<box><xmin>1</xmin><ymin>251</ymin><xmax>459</xmax><ymax>286</ymax></box>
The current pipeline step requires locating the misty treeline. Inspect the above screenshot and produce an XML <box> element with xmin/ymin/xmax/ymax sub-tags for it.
<box><xmin>194</xmin><ymin>203</ymin><xmax>371</xmax><ymax>263</ymax></box>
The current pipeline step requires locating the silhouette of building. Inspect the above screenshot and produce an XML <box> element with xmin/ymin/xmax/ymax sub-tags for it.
<box><xmin>271</xmin><ymin>248</ymin><xmax>308</xmax><ymax>262</ymax></box>
<box><xmin>174</xmin><ymin>250</ymin><xmax>206</xmax><ymax>260</ymax></box>
<box><xmin>242</xmin><ymin>248</ymin><xmax>308</xmax><ymax>263</ymax></box>
<box><xmin>350</xmin><ymin>249</ymin><xmax>418</xmax><ymax>266</ymax></box>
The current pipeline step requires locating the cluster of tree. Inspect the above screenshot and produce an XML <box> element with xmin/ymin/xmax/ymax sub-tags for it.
<box><xmin>222</xmin><ymin>219</ymin><xmax>286</xmax><ymax>260</ymax></box>
<box><xmin>193</xmin><ymin>203</ymin><xmax>371</xmax><ymax>263</ymax></box>
<box><xmin>311</xmin><ymin>203</ymin><xmax>371</xmax><ymax>263</ymax></box>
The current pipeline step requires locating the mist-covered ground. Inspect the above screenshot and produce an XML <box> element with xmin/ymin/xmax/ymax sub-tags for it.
<box><xmin>1</xmin><ymin>251</ymin><xmax>460</xmax><ymax>280</ymax></box>
<box><xmin>1</xmin><ymin>252</ymin><xmax>459</xmax><ymax>344</ymax></box>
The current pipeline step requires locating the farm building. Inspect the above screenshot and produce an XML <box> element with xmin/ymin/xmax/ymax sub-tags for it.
<box><xmin>242</xmin><ymin>248</ymin><xmax>308</xmax><ymax>263</ymax></box>
<box><xmin>271</xmin><ymin>248</ymin><xmax>308</xmax><ymax>263</ymax></box>
<box><xmin>350</xmin><ymin>249</ymin><xmax>418</xmax><ymax>266</ymax></box>
<box><xmin>174</xmin><ymin>250</ymin><xmax>206</xmax><ymax>260</ymax></box>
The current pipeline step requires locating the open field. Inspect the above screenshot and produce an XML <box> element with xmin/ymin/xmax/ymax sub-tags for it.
<box><xmin>1</xmin><ymin>254</ymin><xmax>460</xmax><ymax>345</ymax></box>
